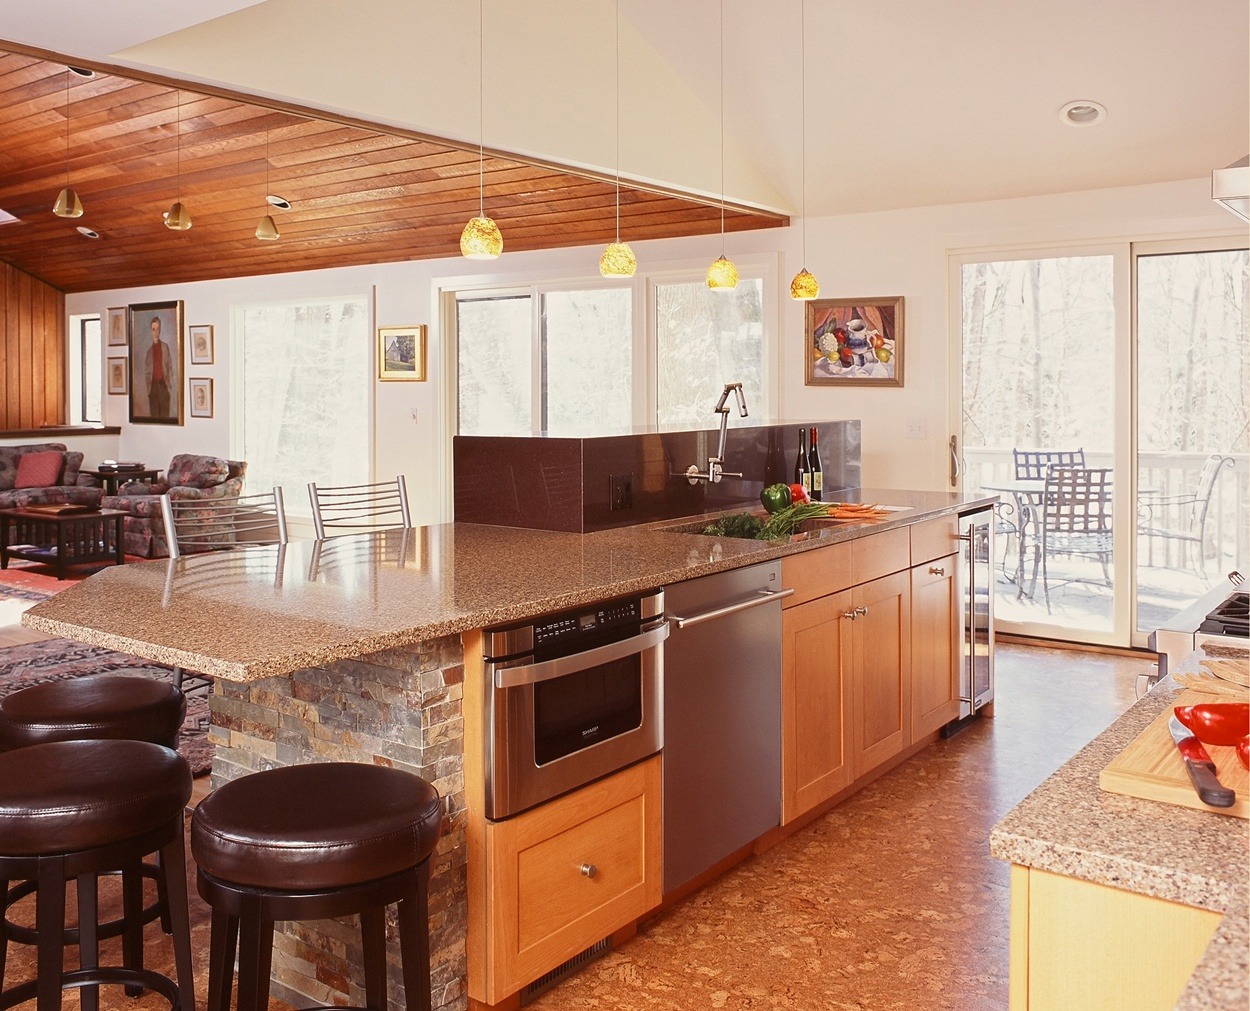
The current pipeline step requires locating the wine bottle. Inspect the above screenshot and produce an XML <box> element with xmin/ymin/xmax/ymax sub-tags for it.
<box><xmin>794</xmin><ymin>428</ymin><xmax>811</xmax><ymax>496</ymax></box>
<box><xmin>808</xmin><ymin>426</ymin><xmax>823</xmax><ymax>501</ymax></box>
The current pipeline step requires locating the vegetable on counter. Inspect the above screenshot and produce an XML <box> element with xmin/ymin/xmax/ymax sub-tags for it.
<box><xmin>760</xmin><ymin>483</ymin><xmax>792</xmax><ymax>514</ymax></box>
<box><xmin>1173</xmin><ymin>702</ymin><xmax>1250</xmax><ymax>747</ymax></box>
<box><xmin>1237</xmin><ymin>736</ymin><xmax>1250</xmax><ymax>771</ymax></box>
<box><xmin>701</xmin><ymin>512</ymin><xmax>764</xmax><ymax>539</ymax></box>
<box><xmin>757</xmin><ymin>502</ymin><xmax>833</xmax><ymax>541</ymax></box>
<box><xmin>789</xmin><ymin>482</ymin><xmax>810</xmax><ymax>504</ymax></box>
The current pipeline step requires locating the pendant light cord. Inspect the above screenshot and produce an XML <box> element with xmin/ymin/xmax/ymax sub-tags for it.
<box><xmin>478</xmin><ymin>0</ymin><xmax>485</xmax><ymax>217</ymax></box>
<box><xmin>175</xmin><ymin>91</ymin><xmax>182</xmax><ymax>202</ymax></box>
<box><xmin>614</xmin><ymin>0</ymin><xmax>621</xmax><ymax>243</ymax></box>
<box><xmin>800</xmin><ymin>0</ymin><xmax>806</xmax><ymax>267</ymax></box>
<box><xmin>64</xmin><ymin>70</ymin><xmax>71</xmax><ymax>189</ymax></box>
<box><xmin>719</xmin><ymin>0</ymin><xmax>725</xmax><ymax>250</ymax></box>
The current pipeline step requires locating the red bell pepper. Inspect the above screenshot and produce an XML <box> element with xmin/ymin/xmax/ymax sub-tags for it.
<box><xmin>1173</xmin><ymin>703</ymin><xmax>1250</xmax><ymax>748</ymax></box>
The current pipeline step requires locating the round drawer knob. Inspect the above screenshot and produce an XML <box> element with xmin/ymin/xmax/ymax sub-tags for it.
<box><xmin>580</xmin><ymin>863</ymin><xmax>598</xmax><ymax>879</ymax></box>
<box><xmin>928</xmin><ymin>566</ymin><xmax>946</xmax><ymax>575</ymax></box>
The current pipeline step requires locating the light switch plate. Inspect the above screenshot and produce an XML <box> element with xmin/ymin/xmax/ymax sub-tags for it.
<box><xmin>905</xmin><ymin>417</ymin><xmax>927</xmax><ymax>440</ymax></box>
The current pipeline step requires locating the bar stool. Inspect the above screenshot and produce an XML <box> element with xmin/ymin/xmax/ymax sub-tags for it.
<box><xmin>0</xmin><ymin>676</ymin><xmax>187</xmax><ymax>1003</ymax></box>
<box><xmin>0</xmin><ymin>739</ymin><xmax>195</xmax><ymax>1011</ymax></box>
<box><xmin>191</xmin><ymin>763</ymin><xmax>443</xmax><ymax>1011</ymax></box>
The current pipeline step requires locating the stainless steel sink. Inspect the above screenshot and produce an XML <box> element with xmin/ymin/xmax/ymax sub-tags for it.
<box><xmin>660</xmin><ymin>503</ymin><xmax>912</xmax><ymax>541</ymax></box>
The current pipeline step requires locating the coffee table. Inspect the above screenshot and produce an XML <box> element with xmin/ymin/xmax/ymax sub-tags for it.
<box><xmin>0</xmin><ymin>507</ymin><xmax>126</xmax><ymax>580</ymax></box>
<box><xmin>84</xmin><ymin>466</ymin><xmax>162</xmax><ymax>496</ymax></box>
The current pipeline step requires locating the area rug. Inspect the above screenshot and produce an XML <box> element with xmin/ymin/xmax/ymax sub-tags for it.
<box><xmin>0</xmin><ymin>568</ymin><xmax>56</xmax><ymax>603</ymax></box>
<box><xmin>0</xmin><ymin>637</ymin><xmax>213</xmax><ymax>775</ymax></box>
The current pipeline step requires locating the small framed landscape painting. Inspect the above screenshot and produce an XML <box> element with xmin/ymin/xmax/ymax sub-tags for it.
<box><xmin>107</xmin><ymin>357</ymin><xmax>127</xmax><ymax>395</ymax></box>
<box><xmin>805</xmin><ymin>296</ymin><xmax>904</xmax><ymax>388</ymax></box>
<box><xmin>189</xmin><ymin>324</ymin><xmax>215</xmax><ymax>365</ymax></box>
<box><xmin>378</xmin><ymin>324</ymin><xmax>427</xmax><ymax>381</ymax></box>
<box><xmin>127</xmin><ymin>299</ymin><xmax>184</xmax><ymax>425</ymax></box>
<box><xmin>189</xmin><ymin>378</ymin><xmax>214</xmax><ymax>419</ymax></box>
<box><xmin>106</xmin><ymin>306</ymin><xmax>128</xmax><ymax>347</ymax></box>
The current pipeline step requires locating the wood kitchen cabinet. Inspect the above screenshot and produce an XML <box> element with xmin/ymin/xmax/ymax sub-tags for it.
<box><xmin>910</xmin><ymin>554</ymin><xmax>960</xmax><ymax>739</ymax></box>
<box><xmin>850</xmin><ymin>569</ymin><xmax>911</xmax><ymax>778</ymax></box>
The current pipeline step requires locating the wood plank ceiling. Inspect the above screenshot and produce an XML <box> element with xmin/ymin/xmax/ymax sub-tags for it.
<box><xmin>0</xmin><ymin>46</ymin><xmax>787</xmax><ymax>294</ymax></box>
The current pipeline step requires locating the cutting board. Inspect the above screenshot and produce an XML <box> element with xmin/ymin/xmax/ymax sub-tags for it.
<box><xmin>1099</xmin><ymin>690</ymin><xmax>1248</xmax><ymax>819</ymax></box>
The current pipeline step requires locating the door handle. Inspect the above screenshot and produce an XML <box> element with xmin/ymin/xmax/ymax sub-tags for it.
<box><xmin>667</xmin><ymin>587</ymin><xmax>795</xmax><ymax>630</ymax></box>
<box><xmin>948</xmin><ymin>435</ymin><xmax>961</xmax><ymax>488</ymax></box>
<box><xmin>490</xmin><ymin>622</ymin><xmax>670</xmax><ymax>688</ymax></box>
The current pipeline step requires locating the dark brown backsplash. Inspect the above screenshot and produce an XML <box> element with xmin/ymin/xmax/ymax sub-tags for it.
<box><xmin>453</xmin><ymin>422</ymin><xmax>861</xmax><ymax>532</ymax></box>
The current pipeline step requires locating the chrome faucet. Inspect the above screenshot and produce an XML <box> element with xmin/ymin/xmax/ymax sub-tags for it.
<box><xmin>686</xmin><ymin>382</ymin><xmax>749</xmax><ymax>484</ymax></box>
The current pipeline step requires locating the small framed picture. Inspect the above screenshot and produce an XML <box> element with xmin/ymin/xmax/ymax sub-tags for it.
<box><xmin>189</xmin><ymin>378</ymin><xmax>214</xmax><ymax>418</ymax></box>
<box><xmin>107</xmin><ymin>357</ymin><xmax>128</xmax><ymax>395</ymax></box>
<box><xmin>106</xmin><ymin>307</ymin><xmax>128</xmax><ymax>347</ymax></box>
<box><xmin>378</xmin><ymin>325</ymin><xmax>427</xmax><ymax>381</ymax></box>
<box><xmin>805</xmin><ymin>296</ymin><xmax>904</xmax><ymax>388</ymax></box>
<box><xmin>189</xmin><ymin>324</ymin><xmax>215</xmax><ymax>365</ymax></box>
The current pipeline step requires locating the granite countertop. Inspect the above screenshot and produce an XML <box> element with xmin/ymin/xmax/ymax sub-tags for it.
<box><xmin>989</xmin><ymin>663</ymin><xmax>1249</xmax><ymax>1010</ymax></box>
<box><xmin>22</xmin><ymin>488</ymin><xmax>992</xmax><ymax>682</ymax></box>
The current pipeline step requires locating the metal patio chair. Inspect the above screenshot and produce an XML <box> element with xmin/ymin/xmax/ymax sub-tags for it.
<box><xmin>1138</xmin><ymin>454</ymin><xmax>1234</xmax><ymax>579</ymax></box>
<box><xmin>1027</xmin><ymin>465</ymin><xmax>1113</xmax><ymax>613</ymax></box>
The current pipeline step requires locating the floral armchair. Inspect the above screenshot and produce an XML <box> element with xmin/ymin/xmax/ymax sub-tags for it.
<box><xmin>101</xmin><ymin>454</ymin><xmax>247</xmax><ymax>558</ymax></box>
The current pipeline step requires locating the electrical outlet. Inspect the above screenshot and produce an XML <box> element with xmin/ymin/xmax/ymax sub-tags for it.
<box><xmin>609</xmin><ymin>474</ymin><xmax>633</xmax><ymax>511</ymax></box>
<box><xmin>905</xmin><ymin>417</ymin><xmax>927</xmax><ymax>440</ymax></box>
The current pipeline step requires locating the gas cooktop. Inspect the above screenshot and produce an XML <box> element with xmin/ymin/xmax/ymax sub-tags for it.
<box><xmin>1199</xmin><ymin>591</ymin><xmax>1249</xmax><ymax>637</ymax></box>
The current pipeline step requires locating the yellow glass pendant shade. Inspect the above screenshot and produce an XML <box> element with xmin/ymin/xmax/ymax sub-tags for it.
<box><xmin>255</xmin><ymin>214</ymin><xmax>280</xmax><ymax>241</ymax></box>
<box><xmin>460</xmin><ymin>215</ymin><xmax>503</xmax><ymax>259</ymax></box>
<box><xmin>790</xmin><ymin>268</ymin><xmax>820</xmax><ymax>300</ymax></box>
<box><xmin>164</xmin><ymin>201</ymin><xmax>192</xmax><ymax>231</ymax></box>
<box><xmin>52</xmin><ymin>187</ymin><xmax>83</xmax><ymax>219</ymax></box>
<box><xmin>599</xmin><ymin>241</ymin><xmax>637</xmax><ymax>277</ymax></box>
<box><xmin>707</xmin><ymin>255</ymin><xmax>739</xmax><ymax>290</ymax></box>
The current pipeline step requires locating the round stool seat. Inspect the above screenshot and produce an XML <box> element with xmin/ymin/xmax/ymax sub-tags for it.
<box><xmin>0</xmin><ymin>739</ymin><xmax>191</xmax><ymax>856</ymax></box>
<box><xmin>192</xmin><ymin>763</ymin><xmax>442</xmax><ymax>891</ymax></box>
<box><xmin>0</xmin><ymin>675</ymin><xmax>186</xmax><ymax>752</ymax></box>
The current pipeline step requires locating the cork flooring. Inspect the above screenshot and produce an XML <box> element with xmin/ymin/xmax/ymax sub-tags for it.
<box><xmin>0</xmin><ymin>641</ymin><xmax>1149</xmax><ymax>1010</ymax></box>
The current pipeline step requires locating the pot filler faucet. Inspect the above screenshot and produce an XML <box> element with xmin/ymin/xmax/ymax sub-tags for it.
<box><xmin>686</xmin><ymin>382</ymin><xmax>749</xmax><ymax>484</ymax></box>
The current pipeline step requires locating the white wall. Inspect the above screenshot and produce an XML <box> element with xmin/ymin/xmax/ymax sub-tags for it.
<box><xmin>66</xmin><ymin>175</ymin><xmax>1242</xmax><ymax>520</ymax></box>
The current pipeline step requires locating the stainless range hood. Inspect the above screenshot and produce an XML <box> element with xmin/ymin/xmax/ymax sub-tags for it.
<box><xmin>1212</xmin><ymin>156</ymin><xmax>1250</xmax><ymax>223</ymax></box>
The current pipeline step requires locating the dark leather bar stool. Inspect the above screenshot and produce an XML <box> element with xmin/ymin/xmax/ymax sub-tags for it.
<box><xmin>0</xmin><ymin>739</ymin><xmax>195</xmax><ymax>1011</ymax></box>
<box><xmin>191</xmin><ymin>763</ymin><xmax>443</xmax><ymax>1011</ymax></box>
<box><xmin>0</xmin><ymin>676</ymin><xmax>187</xmax><ymax>1005</ymax></box>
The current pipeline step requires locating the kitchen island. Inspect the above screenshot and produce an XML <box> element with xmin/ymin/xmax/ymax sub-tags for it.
<box><xmin>990</xmin><ymin>665</ymin><xmax>1249</xmax><ymax>1011</ymax></box>
<box><xmin>23</xmin><ymin>489</ymin><xmax>992</xmax><ymax>1011</ymax></box>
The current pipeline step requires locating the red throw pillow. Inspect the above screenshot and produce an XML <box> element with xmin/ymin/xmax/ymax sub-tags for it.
<box><xmin>14</xmin><ymin>450</ymin><xmax>65</xmax><ymax>489</ymax></box>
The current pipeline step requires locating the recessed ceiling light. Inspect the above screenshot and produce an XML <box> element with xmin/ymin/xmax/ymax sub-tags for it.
<box><xmin>1059</xmin><ymin>100</ymin><xmax>1106</xmax><ymax>128</ymax></box>
<box><xmin>76</xmin><ymin>225</ymin><xmax>101</xmax><ymax>239</ymax></box>
<box><xmin>265</xmin><ymin>194</ymin><xmax>292</xmax><ymax>210</ymax></box>
<box><xmin>68</xmin><ymin>66</ymin><xmax>96</xmax><ymax>79</ymax></box>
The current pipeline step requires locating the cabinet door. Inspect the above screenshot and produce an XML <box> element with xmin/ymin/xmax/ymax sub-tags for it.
<box><xmin>851</xmin><ymin>570</ymin><xmax>911</xmax><ymax>778</ymax></box>
<box><xmin>781</xmin><ymin>590</ymin><xmax>853</xmax><ymax>823</ymax></box>
<box><xmin>910</xmin><ymin>554</ymin><xmax>960</xmax><ymax>739</ymax></box>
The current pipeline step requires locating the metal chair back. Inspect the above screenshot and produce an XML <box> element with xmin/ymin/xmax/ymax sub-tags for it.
<box><xmin>307</xmin><ymin>476</ymin><xmax>411</xmax><ymax>539</ymax></box>
<box><xmin>1041</xmin><ymin>465</ymin><xmax>1112</xmax><ymax>537</ymax></box>
<box><xmin>160</xmin><ymin>487</ymin><xmax>289</xmax><ymax>560</ymax></box>
<box><xmin>1013</xmin><ymin>448</ymin><xmax>1086</xmax><ymax>481</ymax></box>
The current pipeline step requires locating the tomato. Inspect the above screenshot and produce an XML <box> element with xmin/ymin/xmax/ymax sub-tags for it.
<box><xmin>1173</xmin><ymin>703</ymin><xmax>1250</xmax><ymax>747</ymax></box>
<box><xmin>1238</xmin><ymin>736</ymin><xmax>1250</xmax><ymax>771</ymax></box>
<box><xmin>789</xmin><ymin>482</ymin><xmax>809</xmax><ymax>504</ymax></box>
<box><xmin>760</xmin><ymin>483</ymin><xmax>791</xmax><ymax>514</ymax></box>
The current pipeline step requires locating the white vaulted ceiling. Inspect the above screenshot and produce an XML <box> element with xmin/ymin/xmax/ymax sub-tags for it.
<box><xmin>2</xmin><ymin>0</ymin><xmax>1246</xmax><ymax>217</ymax></box>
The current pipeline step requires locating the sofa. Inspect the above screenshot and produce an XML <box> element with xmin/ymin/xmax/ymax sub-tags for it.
<box><xmin>101</xmin><ymin>454</ymin><xmax>248</xmax><ymax>559</ymax></box>
<box><xmin>0</xmin><ymin>443</ymin><xmax>103</xmax><ymax>510</ymax></box>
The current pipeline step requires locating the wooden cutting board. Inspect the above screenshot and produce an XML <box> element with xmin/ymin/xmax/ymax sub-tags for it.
<box><xmin>1099</xmin><ymin>690</ymin><xmax>1248</xmax><ymax>819</ymax></box>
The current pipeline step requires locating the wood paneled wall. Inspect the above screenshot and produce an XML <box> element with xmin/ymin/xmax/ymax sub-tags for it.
<box><xmin>0</xmin><ymin>260</ymin><xmax>66</xmax><ymax>430</ymax></box>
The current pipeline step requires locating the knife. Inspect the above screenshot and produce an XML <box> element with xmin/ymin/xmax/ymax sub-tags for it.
<box><xmin>1167</xmin><ymin>715</ymin><xmax>1236</xmax><ymax>808</ymax></box>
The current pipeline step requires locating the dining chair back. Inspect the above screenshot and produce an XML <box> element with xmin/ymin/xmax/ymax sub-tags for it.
<box><xmin>307</xmin><ymin>476</ymin><xmax>411</xmax><ymax>539</ymax></box>
<box><xmin>1029</xmin><ymin>465</ymin><xmax>1113</xmax><ymax>612</ymax></box>
<box><xmin>159</xmin><ymin>487</ymin><xmax>288</xmax><ymax>561</ymax></box>
<box><xmin>1138</xmin><ymin>454</ymin><xmax>1234</xmax><ymax>578</ymax></box>
<box><xmin>1013</xmin><ymin>447</ymin><xmax>1086</xmax><ymax>481</ymax></box>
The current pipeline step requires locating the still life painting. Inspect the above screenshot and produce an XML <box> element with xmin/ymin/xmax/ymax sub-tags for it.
<box><xmin>805</xmin><ymin>296</ymin><xmax>904</xmax><ymax>388</ymax></box>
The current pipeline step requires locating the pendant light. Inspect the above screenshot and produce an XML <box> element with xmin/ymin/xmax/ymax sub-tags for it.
<box><xmin>164</xmin><ymin>91</ymin><xmax>191</xmax><ymax>231</ymax></box>
<box><xmin>789</xmin><ymin>0</ymin><xmax>819</xmax><ymax>300</ymax></box>
<box><xmin>460</xmin><ymin>0</ymin><xmax>503</xmax><ymax>259</ymax></box>
<box><xmin>255</xmin><ymin>124</ymin><xmax>280</xmax><ymax>241</ymax></box>
<box><xmin>706</xmin><ymin>0</ymin><xmax>738</xmax><ymax>291</ymax></box>
<box><xmin>599</xmin><ymin>0</ymin><xmax>636</xmax><ymax>277</ymax></box>
<box><xmin>51</xmin><ymin>69</ymin><xmax>83</xmax><ymax>219</ymax></box>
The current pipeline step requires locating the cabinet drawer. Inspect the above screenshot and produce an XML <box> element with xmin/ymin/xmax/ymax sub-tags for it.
<box><xmin>852</xmin><ymin>526</ymin><xmax>911</xmax><ymax>585</ymax></box>
<box><xmin>483</xmin><ymin>756</ymin><xmax>661</xmax><ymax>1000</ymax></box>
<box><xmin>910</xmin><ymin>515</ymin><xmax>960</xmax><ymax>565</ymax></box>
<box><xmin>782</xmin><ymin>540</ymin><xmax>852</xmax><ymax>608</ymax></box>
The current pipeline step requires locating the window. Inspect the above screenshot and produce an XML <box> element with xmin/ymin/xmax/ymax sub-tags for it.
<box><xmin>69</xmin><ymin>316</ymin><xmax>102</xmax><ymax>424</ymax></box>
<box><xmin>235</xmin><ymin>296</ymin><xmax>371</xmax><ymax>511</ymax></box>
<box><xmin>454</xmin><ymin>266</ymin><xmax>771</xmax><ymax>436</ymax></box>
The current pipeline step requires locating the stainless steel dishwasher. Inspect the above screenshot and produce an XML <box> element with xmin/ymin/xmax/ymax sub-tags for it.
<box><xmin>662</xmin><ymin>560</ymin><xmax>791</xmax><ymax>894</ymax></box>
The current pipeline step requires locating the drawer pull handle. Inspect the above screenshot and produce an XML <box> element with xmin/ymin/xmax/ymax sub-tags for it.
<box><xmin>928</xmin><ymin>566</ymin><xmax>946</xmax><ymax>576</ymax></box>
<box><xmin>842</xmin><ymin>609</ymin><xmax>857</xmax><ymax>620</ymax></box>
<box><xmin>580</xmin><ymin>863</ymin><xmax>598</xmax><ymax>879</ymax></box>
<box><xmin>855</xmin><ymin>606</ymin><xmax>868</xmax><ymax>617</ymax></box>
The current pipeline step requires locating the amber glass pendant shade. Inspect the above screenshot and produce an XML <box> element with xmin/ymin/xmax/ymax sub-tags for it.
<box><xmin>460</xmin><ymin>215</ymin><xmax>503</xmax><ymax>259</ymax></box>
<box><xmin>790</xmin><ymin>267</ymin><xmax>820</xmax><ymax>300</ymax></box>
<box><xmin>599</xmin><ymin>241</ymin><xmax>637</xmax><ymax>277</ymax></box>
<box><xmin>255</xmin><ymin>214</ymin><xmax>280</xmax><ymax>241</ymax></box>
<box><xmin>164</xmin><ymin>201</ymin><xmax>192</xmax><ymax>231</ymax></box>
<box><xmin>707</xmin><ymin>255</ymin><xmax>739</xmax><ymax>291</ymax></box>
<box><xmin>52</xmin><ymin>187</ymin><xmax>83</xmax><ymax>219</ymax></box>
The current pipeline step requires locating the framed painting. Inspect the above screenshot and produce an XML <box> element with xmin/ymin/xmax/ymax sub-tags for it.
<box><xmin>106</xmin><ymin>357</ymin><xmax>128</xmax><ymax>395</ymax></box>
<box><xmin>106</xmin><ymin>306</ymin><xmax>128</xmax><ymax>347</ymax></box>
<box><xmin>378</xmin><ymin>324</ymin><xmax>427</xmax><ymax>381</ymax></box>
<box><xmin>805</xmin><ymin>296</ymin><xmax>904</xmax><ymax>388</ymax></box>
<box><xmin>189</xmin><ymin>324</ymin><xmax>215</xmax><ymax>365</ymax></box>
<box><xmin>127</xmin><ymin>300</ymin><xmax>184</xmax><ymax>424</ymax></box>
<box><xmin>189</xmin><ymin>378</ymin><xmax>214</xmax><ymax>419</ymax></box>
